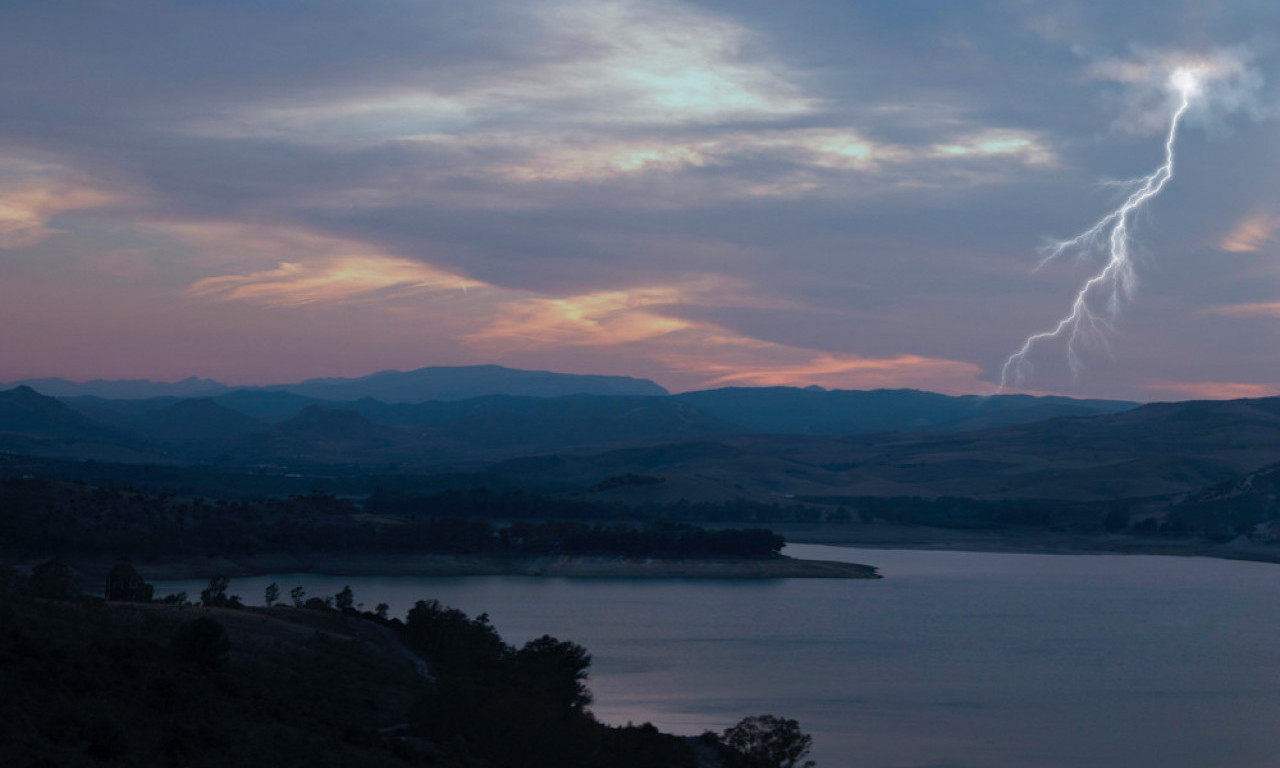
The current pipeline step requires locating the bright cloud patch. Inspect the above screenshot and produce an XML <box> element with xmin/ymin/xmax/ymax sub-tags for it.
<box><xmin>1143</xmin><ymin>380</ymin><xmax>1279</xmax><ymax>399</ymax></box>
<box><xmin>1203</xmin><ymin>301</ymin><xmax>1280</xmax><ymax>318</ymax></box>
<box><xmin>1218</xmin><ymin>212</ymin><xmax>1280</xmax><ymax>252</ymax></box>
<box><xmin>534</xmin><ymin>0</ymin><xmax>810</xmax><ymax>125</ymax></box>
<box><xmin>930</xmin><ymin>130</ymin><xmax>1057</xmax><ymax>166</ymax></box>
<box><xmin>469</xmin><ymin>284</ymin><xmax>699</xmax><ymax>346</ymax></box>
<box><xmin>194</xmin><ymin>0</ymin><xmax>808</xmax><ymax>142</ymax></box>
<box><xmin>469</xmin><ymin>280</ymin><xmax>988</xmax><ymax>393</ymax></box>
<box><xmin>0</xmin><ymin>176</ymin><xmax>116</xmax><ymax>249</ymax></box>
<box><xmin>188</xmin><ymin>256</ymin><xmax>475</xmax><ymax>306</ymax></box>
<box><xmin>690</xmin><ymin>352</ymin><xmax>987</xmax><ymax>392</ymax></box>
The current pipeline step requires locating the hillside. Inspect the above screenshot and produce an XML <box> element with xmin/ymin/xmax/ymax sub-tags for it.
<box><xmin>0</xmin><ymin>387</ymin><xmax>152</xmax><ymax>461</ymax></box>
<box><xmin>674</xmin><ymin>387</ymin><xmax>1135</xmax><ymax>435</ymax></box>
<box><xmin>488</xmin><ymin>396</ymin><xmax>1280</xmax><ymax>503</ymax></box>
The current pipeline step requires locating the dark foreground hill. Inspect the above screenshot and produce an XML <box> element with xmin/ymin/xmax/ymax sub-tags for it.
<box><xmin>0</xmin><ymin>574</ymin><xmax>790</xmax><ymax>768</ymax></box>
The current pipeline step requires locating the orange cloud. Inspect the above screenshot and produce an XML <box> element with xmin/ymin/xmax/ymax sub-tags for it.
<box><xmin>470</xmin><ymin>280</ymin><xmax>989</xmax><ymax>394</ymax></box>
<box><xmin>188</xmin><ymin>255</ymin><xmax>476</xmax><ymax>306</ymax></box>
<box><xmin>1218</xmin><ymin>212</ymin><xmax>1280</xmax><ymax>252</ymax></box>
<box><xmin>1201</xmin><ymin>302</ymin><xmax>1280</xmax><ymax>318</ymax></box>
<box><xmin>1142</xmin><ymin>380</ymin><xmax>1279</xmax><ymax>400</ymax></box>
<box><xmin>690</xmin><ymin>352</ymin><xmax>986</xmax><ymax>392</ymax></box>
<box><xmin>0</xmin><ymin>177</ymin><xmax>116</xmax><ymax>248</ymax></box>
<box><xmin>468</xmin><ymin>285</ymin><xmax>697</xmax><ymax>346</ymax></box>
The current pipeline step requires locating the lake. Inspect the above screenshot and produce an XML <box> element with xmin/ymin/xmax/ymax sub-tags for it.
<box><xmin>154</xmin><ymin>545</ymin><xmax>1280</xmax><ymax>767</ymax></box>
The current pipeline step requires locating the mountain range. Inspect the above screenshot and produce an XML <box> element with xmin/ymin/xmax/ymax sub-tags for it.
<box><xmin>3</xmin><ymin>365</ymin><xmax>1279</xmax><ymax>513</ymax></box>
<box><xmin>1</xmin><ymin>365</ymin><xmax>667</xmax><ymax>401</ymax></box>
<box><xmin>10</xmin><ymin>379</ymin><xmax>1142</xmax><ymax>464</ymax></box>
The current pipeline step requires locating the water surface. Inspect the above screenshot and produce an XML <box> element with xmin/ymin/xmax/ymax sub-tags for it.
<box><xmin>156</xmin><ymin>546</ymin><xmax>1280</xmax><ymax>767</ymax></box>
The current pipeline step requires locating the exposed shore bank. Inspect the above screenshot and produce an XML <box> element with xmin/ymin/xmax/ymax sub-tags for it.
<box><xmin>771</xmin><ymin>522</ymin><xmax>1280</xmax><ymax>564</ymax></box>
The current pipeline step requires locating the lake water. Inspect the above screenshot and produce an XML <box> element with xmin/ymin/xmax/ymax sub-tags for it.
<box><xmin>154</xmin><ymin>545</ymin><xmax>1280</xmax><ymax>767</ymax></box>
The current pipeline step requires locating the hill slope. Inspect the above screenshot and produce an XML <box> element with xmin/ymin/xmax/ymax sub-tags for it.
<box><xmin>673</xmin><ymin>387</ymin><xmax>1136</xmax><ymax>435</ymax></box>
<box><xmin>488</xmin><ymin>396</ymin><xmax>1280</xmax><ymax>503</ymax></box>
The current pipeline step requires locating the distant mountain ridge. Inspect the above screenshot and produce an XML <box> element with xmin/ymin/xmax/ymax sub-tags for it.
<box><xmin>5</xmin><ymin>381</ymin><xmax>1144</xmax><ymax>467</ymax></box>
<box><xmin>2</xmin><ymin>365</ymin><xmax>667</xmax><ymax>402</ymax></box>
<box><xmin>0</xmin><ymin>376</ymin><xmax>230</xmax><ymax>399</ymax></box>
<box><xmin>5</xmin><ymin>383</ymin><xmax>1280</xmax><ymax>511</ymax></box>
<box><xmin>268</xmin><ymin>365</ymin><xmax>669</xmax><ymax>401</ymax></box>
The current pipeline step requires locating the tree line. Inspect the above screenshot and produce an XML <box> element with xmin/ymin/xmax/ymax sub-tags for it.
<box><xmin>0</xmin><ymin>478</ymin><xmax>784</xmax><ymax>561</ymax></box>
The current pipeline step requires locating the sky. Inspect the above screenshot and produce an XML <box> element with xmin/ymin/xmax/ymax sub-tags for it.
<box><xmin>1</xmin><ymin>0</ymin><xmax>1278</xmax><ymax>400</ymax></box>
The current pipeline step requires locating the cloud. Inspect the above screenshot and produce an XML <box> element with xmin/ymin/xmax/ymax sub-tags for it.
<box><xmin>398</xmin><ymin>123</ymin><xmax>1054</xmax><ymax>200</ymax></box>
<box><xmin>174</xmin><ymin>0</ymin><xmax>1055</xmax><ymax>206</ymax></box>
<box><xmin>1218</xmin><ymin>212</ymin><xmax>1280</xmax><ymax>252</ymax></box>
<box><xmin>1088</xmin><ymin>46</ymin><xmax>1267</xmax><ymax>134</ymax></box>
<box><xmin>1143</xmin><ymin>379</ymin><xmax>1279</xmax><ymax>399</ymax></box>
<box><xmin>468</xmin><ymin>279</ymin><xmax>988</xmax><ymax>393</ymax></box>
<box><xmin>188</xmin><ymin>255</ymin><xmax>476</xmax><ymax>306</ymax></box>
<box><xmin>686</xmin><ymin>351</ymin><xmax>986</xmax><ymax>392</ymax></box>
<box><xmin>1202</xmin><ymin>301</ymin><xmax>1280</xmax><ymax>318</ymax></box>
<box><xmin>0</xmin><ymin>175</ymin><xmax>117</xmax><ymax>249</ymax></box>
<box><xmin>928</xmin><ymin>129</ymin><xmax>1056</xmax><ymax>167</ymax></box>
<box><xmin>468</xmin><ymin>284</ymin><xmax>694</xmax><ymax>346</ymax></box>
<box><xmin>189</xmin><ymin>0</ymin><xmax>809</xmax><ymax>143</ymax></box>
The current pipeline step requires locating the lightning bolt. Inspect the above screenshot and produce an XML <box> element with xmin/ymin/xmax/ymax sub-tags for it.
<box><xmin>999</xmin><ymin>67</ymin><xmax>1202</xmax><ymax>391</ymax></box>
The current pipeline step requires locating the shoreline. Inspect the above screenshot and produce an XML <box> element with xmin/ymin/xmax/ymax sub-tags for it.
<box><xmin>771</xmin><ymin>522</ymin><xmax>1280</xmax><ymax>564</ymax></box>
<box><xmin>45</xmin><ymin>552</ymin><xmax>881</xmax><ymax>583</ymax></box>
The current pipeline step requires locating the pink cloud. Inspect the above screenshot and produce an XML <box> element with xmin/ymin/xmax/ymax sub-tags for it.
<box><xmin>1142</xmin><ymin>379</ymin><xmax>1280</xmax><ymax>400</ymax></box>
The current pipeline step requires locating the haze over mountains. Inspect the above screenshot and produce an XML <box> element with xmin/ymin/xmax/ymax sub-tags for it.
<box><xmin>1</xmin><ymin>365</ymin><xmax>668</xmax><ymax>401</ymax></box>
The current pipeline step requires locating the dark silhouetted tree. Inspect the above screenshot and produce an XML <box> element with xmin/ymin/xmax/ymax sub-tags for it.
<box><xmin>105</xmin><ymin>562</ymin><xmax>153</xmax><ymax>602</ymax></box>
<box><xmin>719</xmin><ymin>715</ymin><xmax>815</xmax><ymax>768</ymax></box>
<box><xmin>290</xmin><ymin>585</ymin><xmax>306</xmax><ymax>608</ymax></box>
<box><xmin>201</xmin><ymin>575</ymin><xmax>228</xmax><ymax>606</ymax></box>
<box><xmin>29</xmin><ymin>559</ymin><xmax>77</xmax><ymax>600</ymax></box>
<box><xmin>200</xmin><ymin>576</ymin><xmax>242</xmax><ymax>608</ymax></box>
<box><xmin>264</xmin><ymin>582</ymin><xmax>280</xmax><ymax>607</ymax></box>
<box><xmin>512</xmin><ymin>634</ymin><xmax>593</xmax><ymax>712</ymax></box>
<box><xmin>335</xmin><ymin>584</ymin><xmax>355</xmax><ymax>612</ymax></box>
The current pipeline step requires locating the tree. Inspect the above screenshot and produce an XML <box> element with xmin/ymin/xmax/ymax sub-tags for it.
<box><xmin>719</xmin><ymin>715</ymin><xmax>815</xmax><ymax>768</ymax></box>
<box><xmin>264</xmin><ymin>582</ymin><xmax>280</xmax><ymax>607</ymax></box>
<box><xmin>334</xmin><ymin>585</ymin><xmax>355</xmax><ymax>612</ymax></box>
<box><xmin>374</xmin><ymin>602</ymin><xmax>390</xmax><ymax>620</ymax></box>
<box><xmin>512</xmin><ymin>635</ymin><xmax>593</xmax><ymax>712</ymax></box>
<box><xmin>29</xmin><ymin>559</ymin><xmax>77</xmax><ymax>600</ymax></box>
<box><xmin>201</xmin><ymin>575</ymin><xmax>229</xmax><ymax>606</ymax></box>
<box><xmin>290</xmin><ymin>585</ymin><xmax>306</xmax><ymax>608</ymax></box>
<box><xmin>303</xmin><ymin>596</ymin><xmax>334</xmax><ymax>611</ymax></box>
<box><xmin>200</xmin><ymin>576</ymin><xmax>242</xmax><ymax>608</ymax></box>
<box><xmin>105</xmin><ymin>562</ymin><xmax>154</xmax><ymax>602</ymax></box>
